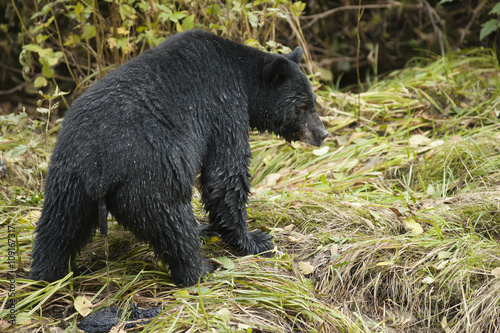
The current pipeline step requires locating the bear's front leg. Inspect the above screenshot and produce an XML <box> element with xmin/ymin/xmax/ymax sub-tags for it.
<box><xmin>200</xmin><ymin>143</ymin><xmax>273</xmax><ymax>256</ymax></box>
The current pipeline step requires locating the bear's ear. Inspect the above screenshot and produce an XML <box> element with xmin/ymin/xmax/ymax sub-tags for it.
<box><xmin>285</xmin><ymin>46</ymin><xmax>303</xmax><ymax>64</ymax></box>
<box><xmin>263</xmin><ymin>58</ymin><xmax>290</xmax><ymax>84</ymax></box>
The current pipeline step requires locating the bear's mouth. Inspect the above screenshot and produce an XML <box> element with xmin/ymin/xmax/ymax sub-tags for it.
<box><xmin>298</xmin><ymin>128</ymin><xmax>328</xmax><ymax>147</ymax></box>
<box><xmin>296</xmin><ymin>115</ymin><xmax>329</xmax><ymax>147</ymax></box>
<box><xmin>275</xmin><ymin>111</ymin><xmax>329</xmax><ymax>147</ymax></box>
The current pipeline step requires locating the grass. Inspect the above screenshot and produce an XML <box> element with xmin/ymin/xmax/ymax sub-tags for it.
<box><xmin>1</xmin><ymin>48</ymin><xmax>500</xmax><ymax>332</ymax></box>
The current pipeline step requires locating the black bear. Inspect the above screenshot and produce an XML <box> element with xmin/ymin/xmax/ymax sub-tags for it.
<box><xmin>29</xmin><ymin>30</ymin><xmax>328</xmax><ymax>287</ymax></box>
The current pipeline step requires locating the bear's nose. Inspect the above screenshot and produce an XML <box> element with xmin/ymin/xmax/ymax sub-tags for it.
<box><xmin>318</xmin><ymin>127</ymin><xmax>328</xmax><ymax>141</ymax></box>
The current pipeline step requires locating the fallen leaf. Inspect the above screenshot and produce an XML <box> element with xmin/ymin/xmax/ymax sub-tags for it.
<box><xmin>438</xmin><ymin>251</ymin><xmax>452</xmax><ymax>260</ymax></box>
<box><xmin>187</xmin><ymin>285</ymin><xmax>211</xmax><ymax>295</ymax></box>
<box><xmin>422</xmin><ymin>276</ymin><xmax>434</xmax><ymax>284</ymax></box>
<box><xmin>429</xmin><ymin>139</ymin><xmax>445</xmax><ymax>148</ymax></box>
<box><xmin>74</xmin><ymin>296</ymin><xmax>93</xmax><ymax>317</ymax></box>
<box><xmin>389</xmin><ymin>207</ymin><xmax>403</xmax><ymax>217</ymax></box>
<box><xmin>298</xmin><ymin>261</ymin><xmax>315</xmax><ymax>275</ymax></box>
<box><xmin>0</xmin><ymin>320</ymin><xmax>11</xmax><ymax>331</ymax></box>
<box><xmin>435</xmin><ymin>260</ymin><xmax>449</xmax><ymax>270</ymax></box>
<box><xmin>491</xmin><ymin>267</ymin><xmax>500</xmax><ymax>277</ymax></box>
<box><xmin>349</xmin><ymin>132</ymin><xmax>365</xmax><ymax>141</ymax></box>
<box><xmin>369</xmin><ymin>210</ymin><xmax>382</xmax><ymax>222</ymax></box>
<box><xmin>330</xmin><ymin>244</ymin><xmax>339</xmax><ymax>256</ymax></box>
<box><xmin>15</xmin><ymin>313</ymin><xmax>32</xmax><ymax>326</ymax></box>
<box><xmin>341</xmin><ymin>201</ymin><xmax>362</xmax><ymax>208</ymax></box>
<box><xmin>330</xmin><ymin>244</ymin><xmax>340</xmax><ymax>262</ymax></box>
<box><xmin>426</xmin><ymin>184</ymin><xmax>436</xmax><ymax>196</ymax></box>
<box><xmin>402</xmin><ymin>217</ymin><xmax>423</xmax><ymax>234</ymax></box>
<box><xmin>174</xmin><ymin>289</ymin><xmax>189</xmax><ymax>299</ymax></box>
<box><xmin>312</xmin><ymin>146</ymin><xmax>329</xmax><ymax>156</ymax></box>
<box><xmin>262</xmin><ymin>173</ymin><xmax>282</xmax><ymax>187</ymax></box>
<box><xmin>441</xmin><ymin>316</ymin><xmax>451</xmax><ymax>333</ymax></box>
<box><xmin>360</xmin><ymin>217</ymin><xmax>375</xmax><ymax>230</ymax></box>
<box><xmin>216</xmin><ymin>256</ymin><xmax>235</xmax><ymax>270</ymax></box>
<box><xmin>287</xmin><ymin>235</ymin><xmax>303</xmax><ymax>243</ymax></box>
<box><xmin>215</xmin><ymin>308</ymin><xmax>231</xmax><ymax>322</ymax></box>
<box><xmin>409</xmin><ymin>134</ymin><xmax>432</xmax><ymax>147</ymax></box>
<box><xmin>376</xmin><ymin>261</ymin><xmax>394</xmax><ymax>267</ymax></box>
<box><xmin>109</xmin><ymin>323</ymin><xmax>126</xmax><ymax>333</ymax></box>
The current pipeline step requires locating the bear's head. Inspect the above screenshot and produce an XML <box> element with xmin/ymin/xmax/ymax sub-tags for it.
<box><xmin>253</xmin><ymin>47</ymin><xmax>328</xmax><ymax>147</ymax></box>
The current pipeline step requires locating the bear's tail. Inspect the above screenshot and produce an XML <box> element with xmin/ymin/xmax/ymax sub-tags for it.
<box><xmin>29</xmin><ymin>174</ymin><xmax>105</xmax><ymax>282</ymax></box>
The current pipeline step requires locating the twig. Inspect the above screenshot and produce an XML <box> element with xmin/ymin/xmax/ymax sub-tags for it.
<box><xmin>0</xmin><ymin>82</ymin><xmax>29</xmax><ymax>96</ymax></box>
<box><xmin>422</xmin><ymin>0</ymin><xmax>445</xmax><ymax>57</ymax></box>
<box><xmin>356</xmin><ymin>1</ymin><xmax>364</xmax><ymax>122</ymax></box>
<box><xmin>281</xmin><ymin>5</ymin><xmax>316</xmax><ymax>75</ymax></box>
<box><xmin>301</xmin><ymin>2</ymin><xmax>402</xmax><ymax>30</ymax></box>
<box><xmin>459</xmin><ymin>0</ymin><xmax>489</xmax><ymax>45</ymax></box>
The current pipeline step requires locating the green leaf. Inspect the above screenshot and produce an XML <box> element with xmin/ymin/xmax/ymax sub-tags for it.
<box><xmin>292</xmin><ymin>1</ymin><xmax>306</xmax><ymax>16</ymax></box>
<box><xmin>82</xmin><ymin>24</ymin><xmax>96</xmax><ymax>39</ymax></box>
<box><xmin>170</xmin><ymin>11</ymin><xmax>187</xmax><ymax>23</ymax></box>
<box><xmin>0</xmin><ymin>112</ymin><xmax>27</xmax><ymax>126</ymax></box>
<box><xmin>156</xmin><ymin>4</ymin><xmax>172</xmax><ymax>14</ymax></box>
<box><xmin>22</xmin><ymin>44</ymin><xmax>45</xmax><ymax>55</ymax></box>
<box><xmin>119</xmin><ymin>4</ymin><xmax>134</xmax><ymax>20</ymax></box>
<box><xmin>480</xmin><ymin>19</ymin><xmax>500</xmax><ymax>41</ymax></box>
<box><xmin>34</xmin><ymin>76</ymin><xmax>48</xmax><ymax>88</ymax></box>
<box><xmin>74</xmin><ymin>2</ymin><xmax>85</xmax><ymax>19</ymax></box>
<box><xmin>64</xmin><ymin>34</ymin><xmax>81</xmax><ymax>47</ymax></box>
<box><xmin>246</xmin><ymin>12</ymin><xmax>258</xmax><ymax>28</ymax></box>
<box><xmin>44</xmin><ymin>51</ymin><xmax>63</xmax><ymax>67</ymax></box>
<box><xmin>41</xmin><ymin>61</ymin><xmax>55</xmax><ymax>79</ymax></box>
<box><xmin>9</xmin><ymin>145</ymin><xmax>28</xmax><ymax>158</ymax></box>
<box><xmin>181</xmin><ymin>14</ymin><xmax>195</xmax><ymax>31</ymax></box>
<box><xmin>116</xmin><ymin>37</ymin><xmax>129</xmax><ymax>50</ymax></box>
<box><xmin>217</xmin><ymin>256</ymin><xmax>235</xmax><ymax>270</ymax></box>
<box><xmin>206</xmin><ymin>4</ymin><xmax>220</xmax><ymax>16</ymax></box>
<box><xmin>158</xmin><ymin>12</ymin><xmax>172</xmax><ymax>23</ymax></box>
<box><xmin>489</xmin><ymin>3</ymin><xmax>500</xmax><ymax>15</ymax></box>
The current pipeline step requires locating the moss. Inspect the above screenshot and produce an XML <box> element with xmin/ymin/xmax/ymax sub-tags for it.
<box><xmin>248</xmin><ymin>208</ymin><xmax>296</xmax><ymax>228</ymax></box>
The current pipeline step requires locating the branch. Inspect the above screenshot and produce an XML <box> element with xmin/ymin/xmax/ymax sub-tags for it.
<box><xmin>301</xmin><ymin>2</ymin><xmax>403</xmax><ymax>30</ymax></box>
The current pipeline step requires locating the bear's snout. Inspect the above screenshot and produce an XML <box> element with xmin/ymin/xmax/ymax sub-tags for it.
<box><xmin>299</xmin><ymin>113</ymin><xmax>329</xmax><ymax>147</ymax></box>
<box><xmin>313</xmin><ymin>126</ymin><xmax>329</xmax><ymax>146</ymax></box>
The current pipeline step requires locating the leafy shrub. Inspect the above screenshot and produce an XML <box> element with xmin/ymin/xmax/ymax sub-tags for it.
<box><xmin>11</xmin><ymin>0</ymin><xmax>306</xmax><ymax>95</ymax></box>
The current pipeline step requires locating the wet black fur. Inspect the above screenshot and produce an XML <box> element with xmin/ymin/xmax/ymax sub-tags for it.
<box><xmin>29</xmin><ymin>30</ymin><xmax>328</xmax><ymax>287</ymax></box>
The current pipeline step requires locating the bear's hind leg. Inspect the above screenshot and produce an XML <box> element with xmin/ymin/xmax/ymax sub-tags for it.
<box><xmin>30</xmin><ymin>192</ymin><xmax>99</xmax><ymax>282</ymax></box>
<box><xmin>110</xmin><ymin>195</ymin><xmax>212</xmax><ymax>287</ymax></box>
<box><xmin>154</xmin><ymin>204</ymin><xmax>214</xmax><ymax>286</ymax></box>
